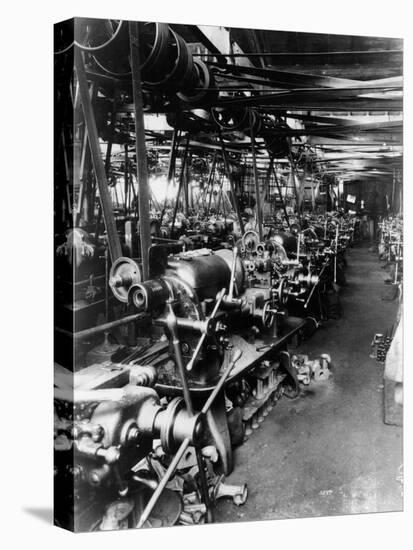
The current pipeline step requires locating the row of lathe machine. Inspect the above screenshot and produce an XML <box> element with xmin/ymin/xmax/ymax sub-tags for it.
<box><xmin>54</xmin><ymin>210</ymin><xmax>356</xmax><ymax>530</ymax></box>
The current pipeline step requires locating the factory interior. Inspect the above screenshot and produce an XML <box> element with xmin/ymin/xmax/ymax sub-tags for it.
<box><xmin>53</xmin><ymin>19</ymin><xmax>403</xmax><ymax>531</ymax></box>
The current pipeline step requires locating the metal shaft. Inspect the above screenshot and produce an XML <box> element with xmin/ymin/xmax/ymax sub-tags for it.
<box><xmin>195</xmin><ymin>447</ymin><xmax>213</xmax><ymax>522</ymax></box>
<box><xmin>186</xmin><ymin>288</ymin><xmax>226</xmax><ymax>372</ymax></box>
<box><xmin>136</xmin><ymin>437</ymin><xmax>190</xmax><ymax>528</ymax></box>
<box><xmin>166</xmin><ymin>304</ymin><xmax>194</xmax><ymax>414</ymax></box>
<box><xmin>55</xmin><ymin>312</ymin><xmax>146</xmax><ymax>340</ymax></box>
<box><xmin>304</xmin><ymin>263</ymin><xmax>326</xmax><ymax>309</ymax></box>
<box><xmin>228</xmin><ymin>247</ymin><xmax>238</xmax><ymax>300</ymax></box>
<box><xmin>201</xmin><ymin>349</ymin><xmax>242</xmax><ymax>414</ymax></box>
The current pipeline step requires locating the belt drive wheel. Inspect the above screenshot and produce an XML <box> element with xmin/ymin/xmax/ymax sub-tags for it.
<box><xmin>177</xmin><ymin>59</ymin><xmax>214</xmax><ymax>104</ymax></box>
<box><xmin>210</xmin><ymin>104</ymin><xmax>249</xmax><ymax>131</ymax></box>
<box><xmin>146</xmin><ymin>29</ymin><xmax>194</xmax><ymax>93</ymax></box>
<box><xmin>160</xmin><ymin>397</ymin><xmax>185</xmax><ymax>454</ymax></box>
<box><xmin>109</xmin><ymin>257</ymin><xmax>142</xmax><ymax>303</ymax></box>
<box><xmin>275</xmin><ymin>278</ymin><xmax>289</xmax><ymax>306</ymax></box>
<box><xmin>242</xmin><ymin>230</ymin><xmax>259</xmax><ymax>254</ymax></box>
<box><xmin>262</xmin><ymin>301</ymin><xmax>275</xmax><ymax>328</ymax></box>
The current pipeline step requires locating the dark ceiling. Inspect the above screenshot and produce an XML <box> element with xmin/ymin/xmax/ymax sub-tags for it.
<box><xmin>192</xmin><ymin>25</ymin><xmax>403</xmax><ymax>183</ymax></box>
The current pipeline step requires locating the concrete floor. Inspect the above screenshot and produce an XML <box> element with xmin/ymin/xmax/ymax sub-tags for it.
<box><xmin>216</xmin><ymin>245</ymin><xmax>403</xmax><ymax>523</ymax></box>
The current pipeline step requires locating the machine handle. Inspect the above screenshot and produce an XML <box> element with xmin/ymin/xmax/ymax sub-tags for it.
<box><xmin>136</xmin><ymin>348</ymin><xmax>243</xmax><ymax>528</ymax></box>
<box><xmin>201</xmin><ymin>349</ymin><xmax>242</xmax><ymax>414</ymax></box>
<box><xmin>304</xmin><ymin>261</ymin><xmax>327</xmax><ymax>309</ymax></box>
<box><xmin>136</xmin><ymin>436</ymin><xmax>191</xmax><ymax>528</ymax></box>
<box><xmin>228</xmin><ymin>247</ymin><xmax>238</xmax><ymax>300</ymax></box>
<box><xmin>186</xmin><ymin>288</ymin><xmax>226</xmax><ymax>372</ymax></box>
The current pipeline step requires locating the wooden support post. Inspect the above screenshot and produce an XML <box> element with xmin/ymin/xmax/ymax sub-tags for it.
<box><xmin>74</xmin><ymin>48</ymin><xmax>122</xmax><ymax>262</ymax></box>
<box><xmin>129</xmin><ymin>22</ymin><xmax>152</xmax><ymax>281</ymax></box>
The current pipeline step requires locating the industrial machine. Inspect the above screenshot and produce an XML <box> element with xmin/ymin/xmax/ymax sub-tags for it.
<box><xmin>378</xmin><ymin>215</ymin><xmax>403</xmax><ymax>288</ymax></box>
<box><xmin>53</xmin><ymin>18</ymin><xmax>364</xmax><ymax>532</ymax></box>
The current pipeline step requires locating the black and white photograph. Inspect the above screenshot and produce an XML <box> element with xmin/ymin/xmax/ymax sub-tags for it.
<box><xmin>1</xmin><ymin>2</ymin><xmax>410</xmax><ymax>549</ymax></box>
<box><xmin>53</xmin><ymin>15</ymin><xmax>403</xmax><ymax>532</ymax></box>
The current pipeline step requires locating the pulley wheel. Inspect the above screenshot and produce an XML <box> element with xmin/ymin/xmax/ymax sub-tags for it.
<box><xmin>262</xmin><ymin>301</ymin><xmax>275</xmax><ymax>328</ymax></box>
<box><xmin>210</xmin><ymin>103</ymin><xmax>249</xmax><ymax>131</ymax></box>
<box><xmin>92</xmin><ymin>22</ymin><xmax>170</xmax><ymax>78</ymax></box>
<box><xmin>256</xmin><ymin>243</ymin><xmax>265</xmax><ymax>256</ymax></box>
<box><xmin>159</xmin><ymin>397</ymin><xmax>185</xmax><ymax>454</ymax></box>
<box><xmin>145</xmin><ymin>29</ymin><xmax>194</xmax><ymax>92</ymax></box>
<box><xmin>177</xmin><ymin>59</ymin><xmax>216</xmax><ymax>104</ymax></box>
<box><xmin>109</xmin><ymin>257</ymin><xmax>142</xmax><ymax>303</ymax></box>
<box><xmin>275</xmin><ymin>278</ymin><xmax>289</xmax><ymax>306</ymax></box>
<box><xmin>242</xmin><ymin>230</ymin><xmax>260</xmax><ymax>253</ymax></box>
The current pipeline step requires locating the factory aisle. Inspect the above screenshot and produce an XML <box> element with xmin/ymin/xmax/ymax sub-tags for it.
<box><xmin>216</xmin><ymin>245</ymin><xmax>403</xmax><ymax>523</ymax></box>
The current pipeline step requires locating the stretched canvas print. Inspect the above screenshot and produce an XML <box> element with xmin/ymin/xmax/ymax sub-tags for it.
<box><xmin>54</xmin><ymin>17</ymin><xmax>403</xmax><ymax>532</ymax></box>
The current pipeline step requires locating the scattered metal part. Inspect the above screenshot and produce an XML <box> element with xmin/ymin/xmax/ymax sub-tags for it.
<box><xmin>212</xmin><ymin>475</ymin><xmax>248</xmax><ymax>506</ymax></box>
